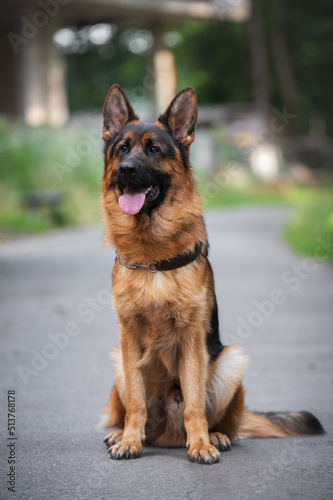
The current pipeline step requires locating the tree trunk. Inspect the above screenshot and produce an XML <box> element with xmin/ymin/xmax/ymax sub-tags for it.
<box><xmin>270</xmin><ymin>0</ymin><xmax>299</xmax><ymax>131</ymax></box>
<box><xmin>247</xmin><ymin>0</ymin><xmax>270</xmax><ymax>108</ymax></box>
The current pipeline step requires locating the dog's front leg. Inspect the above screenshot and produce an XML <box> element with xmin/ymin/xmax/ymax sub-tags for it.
<box><xmin>108</xmin><ymin>320</ymin><xmax>147</xmax><ymax>460</ymax></box>
<box><xmin>179</xmin><ymin>335</ymin><xmax>220</xmax><ymax>464</ymax></box>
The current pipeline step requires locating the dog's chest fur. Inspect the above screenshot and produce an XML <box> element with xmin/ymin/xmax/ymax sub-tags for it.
<box><xmin>112</xmin><ymin>263</ymin><xmax>210</xmax><ymax>377</ymax></box>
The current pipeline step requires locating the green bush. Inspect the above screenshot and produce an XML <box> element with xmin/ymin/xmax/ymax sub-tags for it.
<box><xmin>0</xmin><ymin>117</ymin><xmax>103</xmax><ymax>233</ymax></box>
<box><xmin>284</xmin><ymin>187</ymin><xmax>333</xmax><ymax>264</ymax></box>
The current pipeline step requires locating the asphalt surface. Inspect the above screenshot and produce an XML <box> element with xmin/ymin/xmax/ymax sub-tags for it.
<box><xmin>0</xmin><ymin>206</ymin><xmax>332</xmax><ymax>500</ymax></box>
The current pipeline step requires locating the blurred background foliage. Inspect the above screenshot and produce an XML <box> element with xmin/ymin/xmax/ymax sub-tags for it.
<box><xmin>0</xmin><ymin>0</ymin><xmax>332</xmax><ymax>263</ymax></box>
<box><xmin>65</xmin><ymin>2</ymin><xmax>333</xmax><ymax>137</ymax></box>
<box><xmin>0</xmin><ymin>118</ymin><xmax>102</xmax><ymax>232</ymax></box>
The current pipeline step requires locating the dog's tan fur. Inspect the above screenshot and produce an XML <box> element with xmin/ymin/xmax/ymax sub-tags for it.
<box><xmin>100</xmin><ymin>85</ymin><xmax>324</xmax><ymax>464</ymax></box>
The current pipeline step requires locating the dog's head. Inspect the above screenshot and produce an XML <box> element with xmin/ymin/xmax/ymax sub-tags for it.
<box><xmin>102</xmin><ymin>84</ymin><xmax>197</xmax><ymax>216</ymax></box>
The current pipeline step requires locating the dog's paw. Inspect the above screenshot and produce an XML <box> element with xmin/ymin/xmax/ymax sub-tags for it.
<box><xmin>209</xmin><ymin>432</ymin><xmax>231</xmax><ymax>452</ymax></box>
<box><xmin>107</xmin><ymin>440</ymin><xmax>142</xmax><ymax>460</ymax></box>
<box><xmin>186</xmin><ymin>442</ymin><xmax>220</xmax><ymax>464</ymax></box>
<box><xmin>103</xmin><ymin>429</ymin><xmax>124</xmax><ymax>448</ymax></box>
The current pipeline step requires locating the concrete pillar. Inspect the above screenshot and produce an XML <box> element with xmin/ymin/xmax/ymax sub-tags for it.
<box><xmin>17</xmin><ymin>21</ymin><xmax>68</xmax><ymax>127</ymax></box>
<box><xmin>151</xmin><ymin>25</ymin><xmax>177</xmax><ymax>115</ymax></box>
<box><xmin>46</xmin><ymin>33</ymin><xmax>69</xmax><ymax>127</ymax></box>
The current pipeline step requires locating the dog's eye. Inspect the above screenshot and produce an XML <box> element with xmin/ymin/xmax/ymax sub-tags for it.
<box><xmin>149</xmin><ymin>146</ymin><xmax>159</xmax><ymax>154</ymax></box>
<box><xmin>119</xmin><ymin>144</ymin><xmax>128</xmax><ymax>153</ymax></box>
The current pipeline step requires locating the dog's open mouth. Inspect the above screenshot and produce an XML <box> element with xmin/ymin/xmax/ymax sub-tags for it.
<box><xmin>119</xmin><ymin>183</ymin><xmax>160</xmax><ymax>215</ymax></box>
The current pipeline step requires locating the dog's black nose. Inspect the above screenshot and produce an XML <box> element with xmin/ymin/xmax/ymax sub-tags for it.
<box><xmin>119</xmin><ymin>163</ymin><xmax>138</xmax><ymax>180</ymax></box>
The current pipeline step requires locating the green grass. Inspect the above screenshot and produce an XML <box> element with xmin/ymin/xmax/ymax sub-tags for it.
<box><xmin>0</xmin><ymin>117</ymin><xmax>103</xmax><ymax>234</ymax></box>
<box><xmin>283</xmin><ymin>187</ymin><xmax>333</xmax><ymax>264</ymax></box>
<box><xmin>198</xmin><ymin>173</ymin><xmax>333</xmax><ymax>265</ymax></box>
<box><xmin>201</xmin><ymin>182</ymin><xmax>288</xmax><ymax>208</ymax></box>
<box><xmin>198</xmin><ymin>169</ymin><xmax>322</xmax><ymax>209</ymax></box>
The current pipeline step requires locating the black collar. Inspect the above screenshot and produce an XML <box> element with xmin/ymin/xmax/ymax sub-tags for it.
<box><xmin>115</xmin><ymin>242</ymin><xmax>204</xmax><ymax>273</ymax></box>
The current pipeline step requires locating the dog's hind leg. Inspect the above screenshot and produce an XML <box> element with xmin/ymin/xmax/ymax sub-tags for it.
<box><xmin>101</xmin><ymin>384</ymin><xmax>126</xmax><ymax>429</ymax></box>
<box><xmin>209</xmin><ymin>384</ymin><xmax>245</xmax><ymax>448</ymax></box>
<box><xmin>206</xmin><ymin>345</ymin><xmax>248</xmax><ymax>447</ymax></box>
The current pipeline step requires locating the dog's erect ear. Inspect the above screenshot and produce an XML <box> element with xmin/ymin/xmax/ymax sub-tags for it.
<box><xmin>158</xmin><ymin>87</ymin><xmax>197</xmax><ymax>147</ymax></box>
<box><xmin>103</xmin><ymin>84</ymin><xmax>137</xmax><ymax>141</ymax></box>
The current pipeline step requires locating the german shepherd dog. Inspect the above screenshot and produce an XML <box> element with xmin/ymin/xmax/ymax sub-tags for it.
<box><xmin>101</xmin><ymin>84</ymin><xmax>324</xmax><ymax>464</ymax></box>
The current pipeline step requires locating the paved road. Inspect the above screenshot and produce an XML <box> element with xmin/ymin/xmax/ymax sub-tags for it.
<box><xmin>1</xmin><ymin>207</ymin><xmax>332</xmax><ymax>500</ymax></box>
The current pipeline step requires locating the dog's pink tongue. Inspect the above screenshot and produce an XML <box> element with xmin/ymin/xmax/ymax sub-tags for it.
<box><xmin>119</xmin><ymin>189</ymin><xmax>146</xmax><ymax>215</ymax></box>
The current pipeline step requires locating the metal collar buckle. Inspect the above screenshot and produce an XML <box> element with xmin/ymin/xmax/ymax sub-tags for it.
<box><xmin>115</xmin><ymin>252</ymin><xmax>158</xmax><ymax>273</ymax></box>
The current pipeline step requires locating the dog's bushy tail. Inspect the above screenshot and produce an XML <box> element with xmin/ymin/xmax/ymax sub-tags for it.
<box><xmin>238</xmin><ymin>410</ymin><xmax>325</xmax><ymax>439</ymax></box>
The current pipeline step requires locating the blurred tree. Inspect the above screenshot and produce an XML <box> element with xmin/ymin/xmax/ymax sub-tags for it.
<box><xmin>66</xmin><ymin>31</ymin><xmax>148</xmax><ymax>111</ymax></box>
<box><xmin>247</xmin><ymin>0</ymin><xmax>270</xmax><ymax>106</ymax></box>
<box><xmin>63</xmin><ymin>1</ymin><xmax>333</xmax><ymax>138</ymax></box>
<box><xmin>269</xmin><ymin>0</ymin><xmax>299</xmax><ymax>118</ymax></box>
<box><xmin>174</xmin><ymin>21</ymin><xmax>252</xmax><ymax>104</ymax></box>
<box><xmin>273</xmin><ymin>0</ymin><xmax>333</xmax><ymax>137</ymax></box>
